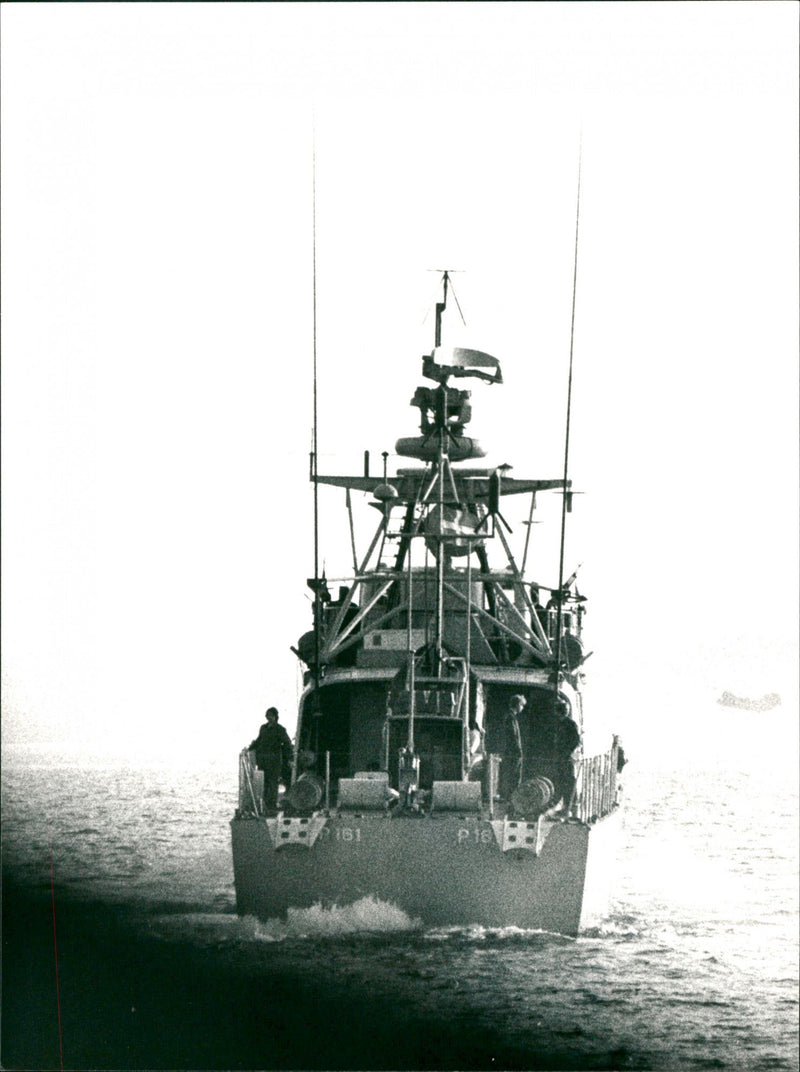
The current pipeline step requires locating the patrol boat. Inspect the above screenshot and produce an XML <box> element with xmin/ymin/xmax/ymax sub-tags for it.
<box><xmin>231</xmin><ymin>273</ymin><xmax>623</xmax><ymax>937</ymax></box>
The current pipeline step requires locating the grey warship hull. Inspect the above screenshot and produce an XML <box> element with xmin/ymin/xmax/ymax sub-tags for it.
<box><xmin>231</xmin><ymin>806</ymin><xmax>619</xmax><ymax>936</ymax></box>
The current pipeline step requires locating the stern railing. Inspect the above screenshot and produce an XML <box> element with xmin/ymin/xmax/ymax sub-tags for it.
<box><xmin>238</xmin><ymin>738</ymin><xmax>623</xmax><ymax>821</ymax></box>
<box><xmin>238</xmin><ymin>749</ymin><xmax>261</xmax><ymax>815</ymax></box>
<box><xmin>574</xmin><ymin>737</ymin><xmax>621</xmax><ymax>823</ymax></box>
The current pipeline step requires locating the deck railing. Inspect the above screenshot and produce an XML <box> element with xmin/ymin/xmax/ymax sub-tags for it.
<box><xmin>574</xmin><ymin>737</ymin><xmax>621</xmax><ymax>823</ymax></box>
<box><xmin>238</xmin><ymin>749</ymin><xmax>262</xmax><ymax>815</ymax></box>
<box><xmin>237</xmin><ymin>739</ymin><xmax>623</xmax><ymax>822</ymax></box>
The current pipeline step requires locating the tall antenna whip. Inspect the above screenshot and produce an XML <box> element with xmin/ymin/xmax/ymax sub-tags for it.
<box><xmin>312</xmin><ymin>124</ymin><xmax>322</xmax><ymax>684</ymax></box>
<box><xmin>554</xmin><ymin>140</ymin><xmax>583</xmax><ymax>686</ymax></box>
<box><xmin>312</xmin><ymin>129</ymin><xmax>319</xmax><ymax>580</ymax></box>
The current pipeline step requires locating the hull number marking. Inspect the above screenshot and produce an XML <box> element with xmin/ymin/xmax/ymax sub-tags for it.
<box><xmin>458</xmin><ymin>828</ymin><xmax>493</xmax><ymax>844</ymax></box>
<box><xmin>318</xmin><ymin>827</ymin><xmax>361</xmax><ymax>842</ymax></box>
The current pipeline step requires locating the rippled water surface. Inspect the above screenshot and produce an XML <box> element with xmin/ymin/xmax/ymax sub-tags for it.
<box><xmin>2</xmin><ymin>756</ymin><xmax>797</xmax><ymax>1070</ymax></box>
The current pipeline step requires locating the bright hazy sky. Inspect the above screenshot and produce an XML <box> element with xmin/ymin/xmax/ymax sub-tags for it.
<box><xmin>2</xmin><ymin>3</ymin><xmax>797</xmax><ymax>770</ymax></box>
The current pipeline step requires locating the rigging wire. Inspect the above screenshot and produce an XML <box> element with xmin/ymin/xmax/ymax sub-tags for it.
<box><xmin>447</xmin><ymin>274</ymin><xmax>467</xmax><ymax>328</ymax></box>
<box><xmin>554</xmin><ymin>139</ymin><xmax>583</xmax><ymax>691</ymax></box>
<box><xmin>423</xmin><ymin>268</ymin><xmax>467</xmax><ymax>330</ymax></box>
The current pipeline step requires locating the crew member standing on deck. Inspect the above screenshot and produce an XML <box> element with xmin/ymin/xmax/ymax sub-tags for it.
<box><xmin>249</xmin><ymin>707</ymin><xmax>293</xmax><ymax>814</ymax></box>
<box><xmin>553</xmin><ymin>698</ymin><xmax>581</xmax><ymax>815</ymax></box>
<box><xmin>498</xmin><ymin>694</ymin><xmax>526</xmax><ymax>802</ymax></box>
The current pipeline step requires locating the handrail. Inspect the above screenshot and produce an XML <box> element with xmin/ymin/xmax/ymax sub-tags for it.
<box><xmin>238</xmin><ymin>749</ymin><xmax>261</xmax><ymax>815</ymax></box>
<box><xmin>574</xmin><ymin>740</ymin><xmax>620</xmax><ymax>823</ymax></box>
<box><xmin>238</xmin><ymin>741</ymin><xmax>621</xmax><ymax>822</ymax></box>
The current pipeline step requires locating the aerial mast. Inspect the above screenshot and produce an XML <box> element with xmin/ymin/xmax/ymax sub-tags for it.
<box><xmin>434</xmin><ymin>271</ymin><xmax>450</xmax><ymax>672</ymax></box>
<box><xmin>554</xmin><ymin>144</ymin><xmax>583</xmax><ymax>688</ymax></box>
<box><xmin>310</xmin><ymin>128</ymin><xmax>323</xmax><ymax>728</ymax></box>
<box><xmin>434</xmin><ymin>269</ymin><xmax>449</xmax><ymax>347</ymax></box>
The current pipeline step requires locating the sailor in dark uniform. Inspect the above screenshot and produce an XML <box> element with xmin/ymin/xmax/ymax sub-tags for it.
<box><xmin>249</xmin><ymin>707</ymin><xmax>293</xmax><ymax>814</ymax></box>
<box><xmin>497</xmin><ymin>694</ymin><xmax>526</xmax><ymax>802</ymax></box>
<box><xmin>529</xmin><ymin>695</ymin><xmax>580</xmax><ymax>814</ymax></box>
<box><xmin>553</xmin><ymin>699</ymin><xmax>581</xmax><ymax>814</ymax></box>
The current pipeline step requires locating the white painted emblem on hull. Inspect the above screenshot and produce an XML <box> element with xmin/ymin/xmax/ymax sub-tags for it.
<box><xmin>266</xmin><ymin>814</ymin><xmax>328</xmax><ymax>848</ymax></box>
<box><xmin>489</xmin><ymin>817</ymin><xmax>552</xmax><ymax>854</ymax></box>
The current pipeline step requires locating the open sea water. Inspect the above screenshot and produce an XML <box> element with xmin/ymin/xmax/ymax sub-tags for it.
<box><xmin>2</xmin><ymin>752</ymin><xmax>797</xmax><ymax>1071</ymax></box>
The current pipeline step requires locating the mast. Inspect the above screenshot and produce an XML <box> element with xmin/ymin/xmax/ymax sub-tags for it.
<box><xmin>435</xmin><ymin>270</ymin><xmax>449</xmax><ymax>347</ymax></box>
<box><xmin>554</xmin><ymin>144</ymin><xmax>583</xmax><ymax>688</ymax></box>
<box><xmin>311</xmin><ymin>130</ymin><xmax>322</xmax><ymax>718</ymax></box>
<box><xmin>434</xmin><ymin>272</ymin><xmax>450</xmax><ymax>673</ymax></box>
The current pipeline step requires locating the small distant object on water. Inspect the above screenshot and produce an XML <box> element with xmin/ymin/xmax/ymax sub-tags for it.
<box><xmin>717</xmin><ymin>691</ymin><xmax>781</xmax><ymax>712</ymax></box>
